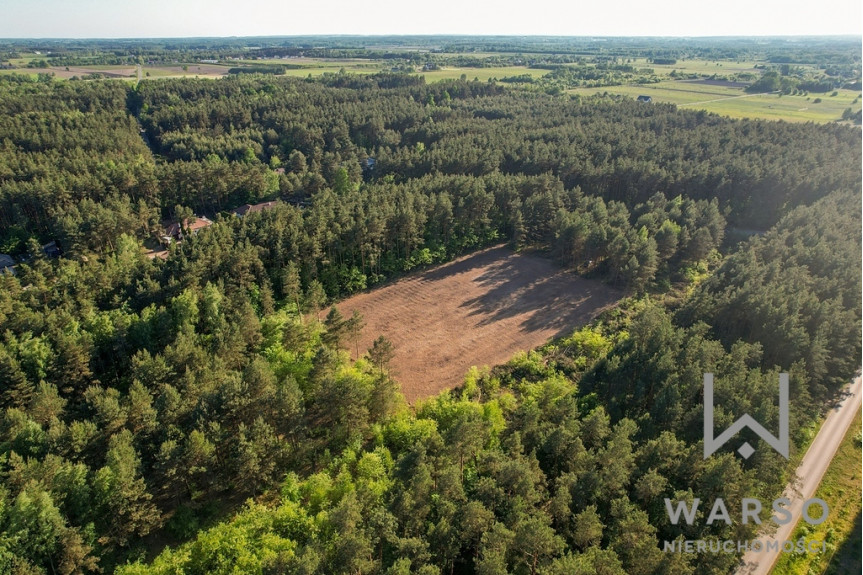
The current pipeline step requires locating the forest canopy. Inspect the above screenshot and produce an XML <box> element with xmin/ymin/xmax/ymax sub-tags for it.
<box><xmin>0</xmin><ymin>71</ymin><xmax>860</xmax><ymax>574</ymax></box>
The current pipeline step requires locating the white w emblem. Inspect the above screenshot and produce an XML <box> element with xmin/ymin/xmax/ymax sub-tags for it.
<box><xmin>703</xmin><ymin>373</ymin><xmax>789</xmax><ymax>460</ymax></box>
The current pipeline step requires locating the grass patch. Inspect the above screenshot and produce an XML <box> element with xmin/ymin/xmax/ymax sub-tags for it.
<box><xmin>772</xmin><ymin>408</ymin><xmax>862</xmax><ymax>575</ymax></box>
<box><xmin>694</xmin><ymin>90</ymin><xmax>861</xmax><ymax>123</ymax></box>
<box><xmin>570</xmin><ymin>81</ymin><xmax>862</xmax><ymax>123</ymax></box>
<box><xmin>571</xmin><ymin>81</ymin><xmax>742</xmax><ymax>103</ymax></box>
<box><xmin>0</xmin><ymin>69</ymin><xmax>43</xmax><ymax>77</ymax></box>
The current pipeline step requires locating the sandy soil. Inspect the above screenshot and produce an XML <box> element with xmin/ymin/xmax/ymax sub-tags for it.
<box><xmin>48</xmin><ymin>66</ymin><xmax>136</xmax><ymax>79</ymax></box>
<box><xmin>335</xmin><ymin>245</ymin><xmax>622</xmax><ymax>402</ymax></box>
<box><xmin>47</xmin><ymin>64</ymin><xmax>230</xmax><ymax>80</ymax></box>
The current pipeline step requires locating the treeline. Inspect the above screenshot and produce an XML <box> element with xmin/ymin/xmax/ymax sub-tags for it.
<box><xmin>228</xmin><ymin>65</ymin><xmax>295</xmax><ymax>75</ymax></box>
<box><xmin>112</xmin><ymin>188</ymin><xmax>860</xmax><ymax>575</ymax></box>
<box><xmin>0</xmin><ymin>72</ymin><xmax>856</xmax><ymax>295</ymax></box>
<box><xmin>0</xmin><ymin>74</ymin><xmax>733</xmax><ymax>293</ymax></box>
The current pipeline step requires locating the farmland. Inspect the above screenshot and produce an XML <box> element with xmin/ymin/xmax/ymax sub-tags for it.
<box><xmin>570</xmin><ymin>80</ymin><xmax>862</xmax><ymax>123</ymax></box>
<box><xmin>334</xmin><ymin>245</ymin><xmax>621</xmax><ymax>402</ymax></box>
<box><xmin>3</xmin><ymin>37</ymin><xmax>859</xmax><ymax>123</ymax></box>
<box><xmin>416</xmin><ymin>65</ymin><xmax>548</xmax><ymax>82</ymax></box>
<box><xmin>9</xmin><ymin>55</ymin><xmax>857</xmax><ymax>123</ymax></box>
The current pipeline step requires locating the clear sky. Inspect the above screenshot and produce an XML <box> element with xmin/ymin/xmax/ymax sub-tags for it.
<box><xmin>0</xmin><ymin>0</ymin><xmax>860</xmax><ymax>38</ymax></box>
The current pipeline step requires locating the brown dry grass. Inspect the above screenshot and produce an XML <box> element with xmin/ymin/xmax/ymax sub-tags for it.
<box><xmin>335</xmin><ymin>245</ymin><xmax>622</xmax><ymax>402</ymax></box>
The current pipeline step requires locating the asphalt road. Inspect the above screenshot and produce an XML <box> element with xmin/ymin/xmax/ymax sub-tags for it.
<box><xmin>735</xmin><ymin>374</ymin><xmax>863</xmax><ymax>575</ymax></box>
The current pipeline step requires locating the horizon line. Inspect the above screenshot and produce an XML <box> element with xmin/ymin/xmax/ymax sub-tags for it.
<box><xmin>2</xmin><ymin>33</ymin><xmax>861</xmax><ymax>41</ymax></box>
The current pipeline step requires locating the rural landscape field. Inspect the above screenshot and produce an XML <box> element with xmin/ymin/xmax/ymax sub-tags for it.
<box><xmin>3</xmin><ymin>36</ymin><xmax>861</xmax><ymax>123</ymax></box>
<box><xmin>0</xmin><ymin>7</ymin><xmax>861</xmax><ymax>575</ymax></box>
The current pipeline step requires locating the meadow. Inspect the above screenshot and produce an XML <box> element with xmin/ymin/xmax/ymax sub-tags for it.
<box><xmin>570</xmin><ymin>81</ymin><xmax>862</xmax><ymax>123</ymax></box>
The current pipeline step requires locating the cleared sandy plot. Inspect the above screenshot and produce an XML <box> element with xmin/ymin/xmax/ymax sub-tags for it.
<box><xmin>41</xmin><ymin>64</ymin><xmax>230</xmax><ymax>80</ymax></box>
<box><xmin>336</xmin><ymin>245</ymin><xmax>621</xmax><ymax>402</ymax></box>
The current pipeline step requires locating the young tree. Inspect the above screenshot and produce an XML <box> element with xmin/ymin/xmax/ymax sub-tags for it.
<box><xmin>322</xmin><ymin>306</ymin><xmax>348</xmax><ymax>349</ymax></box>
<box><xmin>369</xmin><ymin>374</ymin><xmax>403</xmax><ymax>422</ymax></box>
<box><xmin>304</xmin><ymin>280</ymin><xmax>327</xmax><ymax>322</ymax></box>
<box><xmin>94</xmin><ymin>430</ymin><xmax>162</xmax><ymax>547</ymax></box>
<box><xmin>571</xmin><ymin>505</ymin><xmax>604</xmax><ymax>549</ymax></box>
<box><xmin>345</xmin><ymin>310</ymin><xmax>366</xmax><ymax>360</ymax></box>
<box><xmin>5</xmin><ymin>486</ymin><xmax>65</xmax><ymax>570</ymax></box>
<box><xmin>0</xmin><ymin>346</ymin><xmax>34</xmax><ymax>410</ymax></box>
<box><xmin>280</xmin><ymin>262</ymin><xmax>302</xmax><ymax>314</ymax></box>
<box><xmin>511</xmin><ymin>513</ymin><xmax>565</xmax><ymax>575</ymax></box>
<box><xmin>368</xmin><ymin>336</ymin><xmax>395</xmax><ymax>375</ymax></box>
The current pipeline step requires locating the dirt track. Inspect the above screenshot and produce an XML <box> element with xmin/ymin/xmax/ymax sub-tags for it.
<box><xmin>335</xmin><ymin>245</ymin><xmax>622</xmax><ymax>402</ymax></box>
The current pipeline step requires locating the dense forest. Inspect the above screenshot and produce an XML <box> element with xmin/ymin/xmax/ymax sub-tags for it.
<box><xmin>0</xmin><ymin>70</ymin><xmax>860</xmax><ymax>574</ymax></box>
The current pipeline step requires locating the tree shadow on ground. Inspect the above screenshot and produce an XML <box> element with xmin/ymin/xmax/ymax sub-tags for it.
<box><xmin>825</xmin><ymin>510</ymin><xmax>862</xmax><ymax>575</ymax></box>
<box><xmin>441</xmin><ymin>246</ymin><xmax>622</xmax><ymax>340</ymax></box>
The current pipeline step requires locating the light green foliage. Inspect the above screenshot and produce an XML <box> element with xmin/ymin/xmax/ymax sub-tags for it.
<box><xmin>558</xmin><ymin>327</ymin><xmax>612</xmax><ymax>369</ymax></box>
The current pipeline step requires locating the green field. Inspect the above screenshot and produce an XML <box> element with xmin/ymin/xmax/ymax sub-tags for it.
<box><xmin>247</xmin><ymin>59</ymin><xmax>548</xmax><ymax>83</ymax></box>
<box><xmin>8</xmin><ymin>52</ymin><xmax>48</xmax><ymax>66</ymax></box>
<box><xmin>282</xmin><ymin>66</ymin><xmax>378</xmax><ymax>77</ymax></box>
<box><xmin>570</xmin><ymin>81</ymin><xmax>862</xmax><ymax>123</ymax></box>
<box><xmin>571</xmin><ymin>80</ymin><xmax>742</xmax><ymax>103</ymax></box>
<box><xmin>629</xmin><ymin>57</ymin><xmax>764</xmax><ymax>76</ymax></box>
<box><xmin>0</xmin><ymin>69</ymin><xmax>42</xmax><ymax>77</ymax></box>
<box><xmin>417</xmin><ymin>65</ymin><xmax>548</xmax><ymax>82</ymax></box>
<box><xmin>772</xmin><ymin>409</ymin><xmax>862</xmax><ymax>575</ymax></box>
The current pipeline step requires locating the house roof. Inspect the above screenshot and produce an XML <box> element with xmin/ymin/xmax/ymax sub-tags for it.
<box><xmin>0</xmin><ymin>254</ymin><xmax>14</xmax><ymax>268</ymax></box>
<box><xmin>42</xmin><ymin>241</ymin><xmax>61</xmax><ymax>256</ymax></box>
<box><xmin>165</xmin><ymin>216</ymin><xmax>213</xmax><ymax>237</ymax></box>
<box><xmin>232</xmin><ymin>201</ymin><xmax>280</xmax><ymax>217</ymax></box>
<box><xmin>187</xmin><ymin>216</ymin><xmax>213</xmax><ymax>231</ymax></box>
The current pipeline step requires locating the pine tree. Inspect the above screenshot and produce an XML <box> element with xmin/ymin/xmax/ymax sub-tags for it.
<box><xmin>322</xmin><ymin>306</ymin><xmax>348</xmax><ymax>349</ymax></box>
<box><xmin>368</xmin><ymin>336</ymin><xmax>395</xmax><ymax>375</ymax></box>
<box><xmin>345</xmin><ymin>309</ymin><xmax>366</xmax><ymax>359</ymax></box>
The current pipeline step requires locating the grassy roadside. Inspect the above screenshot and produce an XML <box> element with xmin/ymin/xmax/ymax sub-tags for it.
<box><xmin>771</xmin><ymin>408</ymin><xmax>862</xmax><ymax>575</ymax></box>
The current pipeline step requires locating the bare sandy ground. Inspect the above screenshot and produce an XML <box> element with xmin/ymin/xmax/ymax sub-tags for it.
<box><xmin>335</xmin><ymin>245</ymin><xmax>622</xmax><ymax>402</ymax></box>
